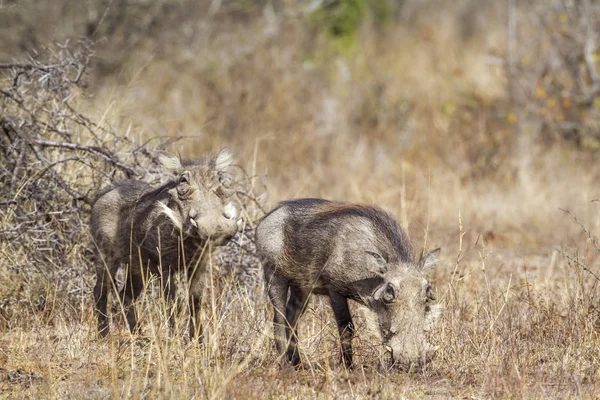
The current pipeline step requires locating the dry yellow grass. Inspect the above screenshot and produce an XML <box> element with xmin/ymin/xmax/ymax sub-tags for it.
<box><xmin>2</xmin><ymin>1</ymin><xmax>600</xmax><ymax>398</ymax></box>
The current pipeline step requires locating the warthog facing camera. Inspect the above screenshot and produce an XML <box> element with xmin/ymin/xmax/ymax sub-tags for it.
<box><xmin>91</xmin><ymin>149</ymin><xmax>239</xmax><ymax>337</ymax></box>
<box><xmin>256</xmin><ymin>198</ymin><xmax>440</xmax><ymax>369</ymax></box>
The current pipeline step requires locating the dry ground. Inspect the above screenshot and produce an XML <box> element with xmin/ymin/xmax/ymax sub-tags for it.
<box><xmin>2</xmin><ymin>1</ymin><xmax>600</xmax><ymax>398</ymax></box>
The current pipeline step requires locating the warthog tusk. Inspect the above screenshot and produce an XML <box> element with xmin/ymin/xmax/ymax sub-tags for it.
<box><xmin>156</xmin><ymin>202</ymin><xmax>182</xmax><ymax>230</ymax></box>
<box><xmin>385</xmin><ymin>346</ymin><xmax>393</xmax><ymax>353</ymax></box>
<box><xmin>190</xmin><ymin>218</ymin><xmax>198</xmax><ymax>228</ymax></box>
<box><xmin>223</xmin><ymin>202</ymin><xmax>238</xmax><ymax>220</ymax></box>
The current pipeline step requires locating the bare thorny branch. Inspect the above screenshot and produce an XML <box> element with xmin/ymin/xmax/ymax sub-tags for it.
<box><xmin>559</xmin><ymin>207</ymin><xmax>600</xmax><ymax>283</ymax></box>
<box><xmin>0</xmin><ymin>40</ymin><xmax>175</xmax><ymax>276</ymax></box>
<box><xmin>514</xmin><ymin>2</ymin><xmax>600</xmax><ymax>143</ymax></box>
<box><xmin>559</xmin><ymin>207</ymin><xmax>600</xmax><ymax>255</ymax></box>
<box><xmin>556</xmin><ymin>248</ymin><xmax>600</xmax><ymax>283</ymax></box>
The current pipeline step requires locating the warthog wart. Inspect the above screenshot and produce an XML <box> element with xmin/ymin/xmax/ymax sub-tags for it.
<box><xmin>255</xmin><ymin>198</ymin><xmax>441</xmax><ymax>369</ymax></box>
<box><xmin>91</xmin><ymin>149</ymin><xmax>239</xmax><ymax>338</ymax></box>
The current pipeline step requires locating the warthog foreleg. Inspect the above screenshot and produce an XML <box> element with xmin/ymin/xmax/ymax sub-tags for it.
<box><xmin>329</xmin><ymin>291</ymin><xmax>355</xmax><ymax>368</ymax></box>
<box><xmin>93</xmin><ymin>267</ymin><xmax>114</xmax><ymax>337</ymax></box>
<box><xmin>120</xmin><ymin>269</ymin><xmax>144</xmax><ymax>335</ymax></box>
<box><xmin>265</xmin><ymin>265</ymin><xmax>293</xmax><ymax>365</ymax></box>
<box><xmin>188</xmin><ymin>266</ymin><xmax>207</xmax><ymax>340</ymax></box>
<box><xmin>159</xmin><ymin>271</ymin><xmax>178</xmax><ymax>334</ymax></box>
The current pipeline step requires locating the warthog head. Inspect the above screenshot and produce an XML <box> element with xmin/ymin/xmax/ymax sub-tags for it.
<box><xmin>369</xmin><ymin>248</ymin><xmax>441</xmax><ymax>370</ymax></box>
<box><xmin>156</xmin><ymin>149</ymin><xmax>239</xmax><ymax>246</ymax></box>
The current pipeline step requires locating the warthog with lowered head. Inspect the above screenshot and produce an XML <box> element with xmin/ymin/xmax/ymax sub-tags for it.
<box><xmin>91</xmin><ymin>149</ymin><xmax>239</xmax><ymax>338</ymax></box>
<box><xmin>256</xmin><ymin>198</ymin><xmax>441</xmax><ymax>369</ymax></box>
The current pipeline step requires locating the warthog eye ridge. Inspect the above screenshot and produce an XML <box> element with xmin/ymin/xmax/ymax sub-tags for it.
<box><xmin>215</xmin><ymin>186</ymin><xmax>234</xmax><ymax>199</ymax></box>
<box><xmin>177</xmin><ymin>187</ymin><xmax>191</xmax><ymax>199</ymax></box>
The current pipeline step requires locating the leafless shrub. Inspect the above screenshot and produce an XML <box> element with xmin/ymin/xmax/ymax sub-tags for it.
<box><xmin>558</xmin><ymin>206</ymin><xmax>600</xmax><ymax>326</ymax></box>
<box><xmin>512</xmin><ymin>1</ymin><xmax>600</xmax><ymax>149</ymax></box>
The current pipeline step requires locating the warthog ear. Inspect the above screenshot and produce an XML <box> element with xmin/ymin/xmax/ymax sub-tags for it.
<box><xmin>213</xmin><ymin>148</ymin><xmax>234</xmax><ymax>172</ymax></box>
<box><xmin>157</xmin><ymin>151</ymin><xmax>182</xmax><ymax>170</ymax></box>
<box><xmin>374</xmin><ymin>282</ymin><xmax>397</xmax><ymax>304</ymax></box>
<box><xmin>420</xmin><ymin>248</ymin><xmax>440</xmax><ymax>273</ymax></box>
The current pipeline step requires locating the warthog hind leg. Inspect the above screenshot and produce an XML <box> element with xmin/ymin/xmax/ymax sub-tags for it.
<box><xmin>285</xmin><ymin>285</ymin><xmax>309</xmax><ymax>366</ymax></box>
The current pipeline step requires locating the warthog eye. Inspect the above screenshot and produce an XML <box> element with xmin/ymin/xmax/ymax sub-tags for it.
<box><xmin>382</xmin><ymin>283</ymin><xmax>396</xmax><ymax>303</ymax></box>
<box><xmin>426</xmin><ymin>284</ymin><xmax>436</xmax><ymax>301</ymax></box>
<box><xmin>219</xmin><ymin>173</ymin><xmax>232</xmax><ymax>189</ymax></box>
<box><xmin>375</xmin><ymin>282</ymin><xmax>397</xmax><ymax>304</ymax></box>
<box><xmin>215</xmin><ymin>173</ymin><xmax>235</xmax><ymax>198</ymax></box>
<box><xmin>177</xmin><ymin>173</ymin><xmax>192</xmax><ymax>197</ymax></box>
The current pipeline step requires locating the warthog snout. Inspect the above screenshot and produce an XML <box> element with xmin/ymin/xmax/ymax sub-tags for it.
<box><xmin>188</xmin><ymin>201</ymin><xmax>239</xmax><ymax>245</ymax></box>
<box><xmin>215</xmin><ymin>202</ymin><xmax>240</xmax><ymax>244</ymax></box>
<box><xmin>387</xmin><ymin>341</ymin><xmax>440</xmax><ymax>371</ymax></box>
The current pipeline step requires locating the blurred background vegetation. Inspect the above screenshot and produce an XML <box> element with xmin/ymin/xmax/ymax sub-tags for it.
<box><xmin>3</xmin><ymin>0</ymin><xmax>599</xmax><ymax>170</ymax></box>
<box><xmin>3</xmin><ymin>0</ymin><xmax>600</xmax><ymax>153</ymax></box>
